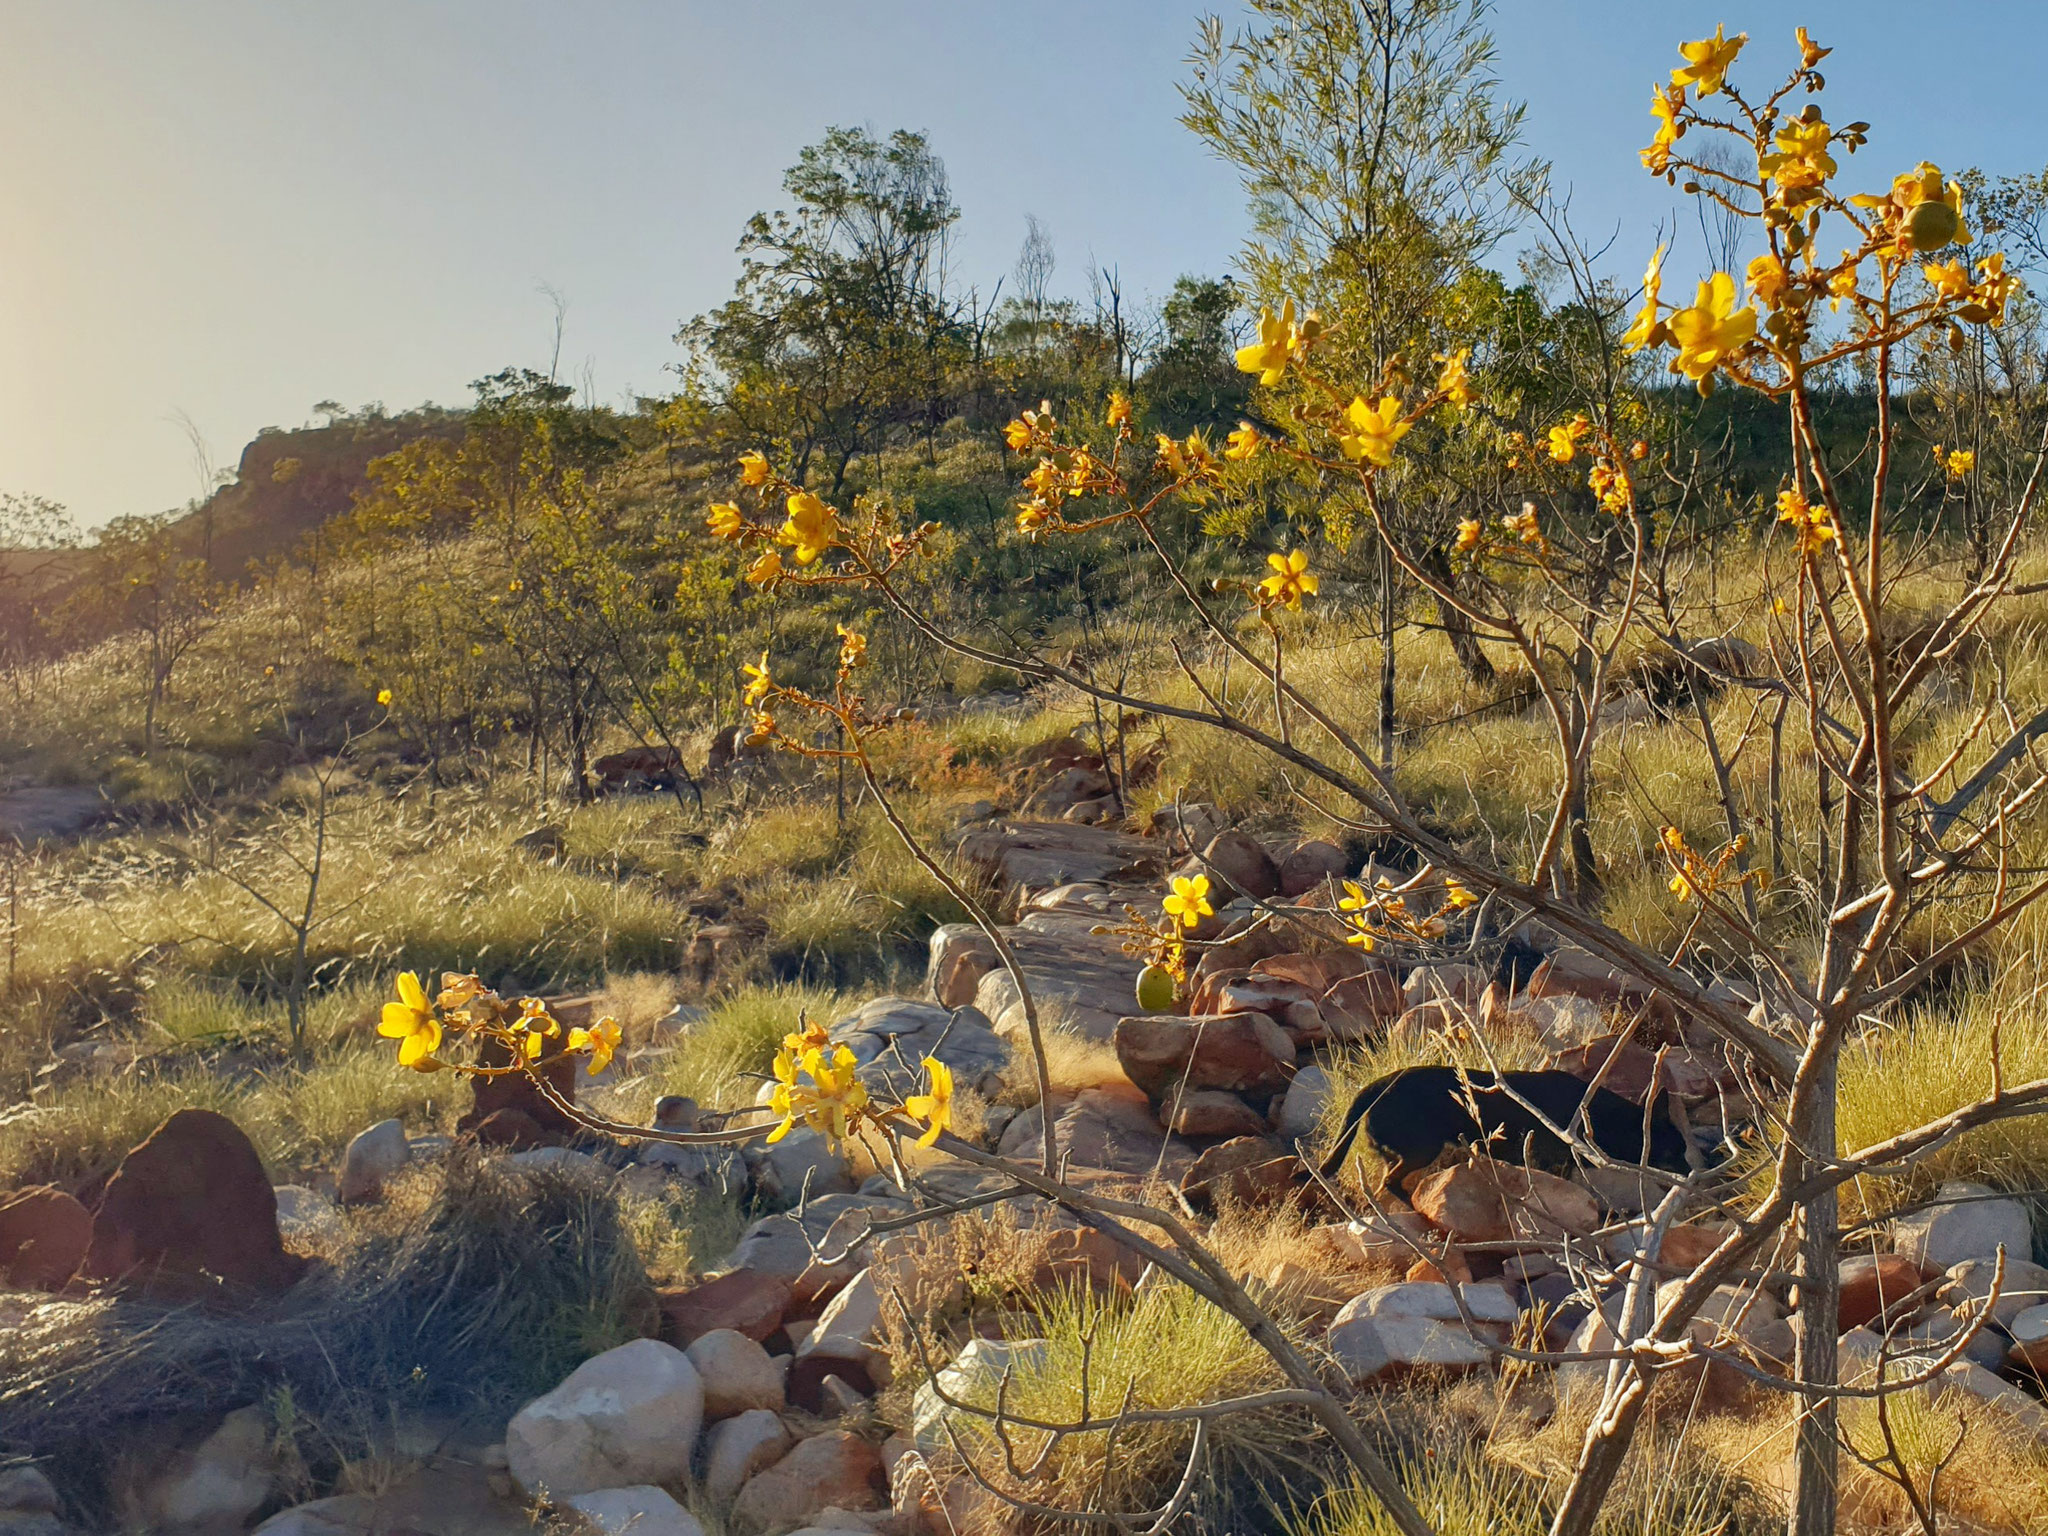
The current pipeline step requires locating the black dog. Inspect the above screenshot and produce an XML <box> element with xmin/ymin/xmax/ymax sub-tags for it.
<box><xmin>1314</xmin><ymin>1065</ymin><xmax>1691</xmax><ymax>1193</ymax></box>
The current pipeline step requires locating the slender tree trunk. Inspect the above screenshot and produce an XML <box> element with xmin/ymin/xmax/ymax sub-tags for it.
<box><xmin>1378</xmin><ymin>539</ymin><xmax>1396</xmax><ymax>772</ymax></box>
<box><xmin>1790</xmin><ymin>1045</ymin><xmax>1841</xmax><ymax>1536</ymax></box>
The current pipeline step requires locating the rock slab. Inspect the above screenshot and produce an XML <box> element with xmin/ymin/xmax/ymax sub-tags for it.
<box><xmin>506</xmin><ymin>1338</ymin><xmax>704</xmax><ymax>1498</ymax></box>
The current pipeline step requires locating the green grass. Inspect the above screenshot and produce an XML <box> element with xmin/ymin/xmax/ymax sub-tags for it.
<box><xmin>654</xmin><ymin>981</ymin><xmax>859</xmax><ymax>1110</ymax></box>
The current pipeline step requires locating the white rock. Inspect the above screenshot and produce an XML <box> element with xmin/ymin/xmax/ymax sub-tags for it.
<box><xmin>1327</xmin><ymin>1312</ymin><xmax>1495</xmax><ymax>1382</ymax></box>
<box><xmin>1274</xmin><ymin>1065</ymin><xmax>1330</xmax><ymax>1147</ymax></box>
<box><xmin>912</xmin><ymin>1338</ymin><xmax>1049</xmax><ymax>1456</ymax></box>
<box><xmin>699</xmin><ymin>1409</ymin><xmax>794</xmax><ymax>1507</ymax></box>
<box><xmin>129</xmin><ymin>1404</ymin><xmax>276</xmax><ymax>1534</ymax></box>
<box><xmin>337</xmin><ymin>1118</ymin><xmax>409</xmax><ymax>1204</ymax></box>
<box><xmin>685</xmin><ymin>1329</ymin><xmax>785</xmax><ymax>1418</ymax></box>
<box><xmin>1333</xmin><ymin>1282</ymin><xmax>1519</xmax><ymax>1327</ymax></box>
<box><xmin>272</xmin><ymin>1184</ymin><xmax>341</xmax><ymax>1242</ymax></box>
<box><xmin>506</xmin><ymin>1338</ymin><xmax>703</xmax><ymax>1497</ymax></box>
<box><xmin>746</xmin><ymin>1127</ymin><xmax>854</xmax><ymax>1207</ymax></box>
<box><xmin>562</xmin><ymin>1485</ymin><xmax>705</xmax><ymax>1536</ymax></box>
<box><xmin>1944</xmin><ymin>1256</ymin><xmax>2048</xmax><ymax>1329</ymax></box>
<box><xmin>1893</xmin><ymin>1181</ymin><xmax>2033</xmax><ymax>1270</ymax></box>
<box><xmin>804</xmin><ymin>1267</ymin><xmax>884</xmax><ymax>1357</ymax></box>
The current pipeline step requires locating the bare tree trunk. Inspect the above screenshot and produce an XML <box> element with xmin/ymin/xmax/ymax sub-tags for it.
<box><xmin>1790</xmin><ymin>1050</ymin><xmax>1841</xmax><ymax>1536</ymax></box>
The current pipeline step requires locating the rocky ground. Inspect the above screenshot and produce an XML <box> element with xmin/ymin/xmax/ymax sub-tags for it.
<box><xmin>3</xmin><ymin>740</ymin><xmax>2047</xmax><ymax>1535</ymax></box>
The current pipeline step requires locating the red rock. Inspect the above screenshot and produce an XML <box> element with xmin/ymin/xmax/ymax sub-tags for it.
<box><xmin>467</xmin><ymin>1107</ymin><xmax>551</xmax><ymax>1149</ymax></box>
<box><xmin>0</xmin><ymin>1186</ymin><xmax>91</xmax><ymax>1289</ymax></box>
<box><xmin>730</xmin><ymin>1430</ymin><xmax>886</xmax><ymax>1533</ymax></box>
<box><xmin>1838</xmin><ymin>1252</ymin><xmax>1930</xmax><ymax>1332</ymax></box>
<box><xmin>1322</xmin><ymin>969</ymin><xmax>1406</xmax><ymax>1038</ymax></box>
<box><xmin>81</xmin><ymin>1109</ymin><xmax>303</xmax><ymax>1298</ymax></box>
<box><xmin>1199</xmin><ymin>830</ymin><xmax>1281</xmax><ymax>901</ymax></box>
<box><xmin>1179</xmin><ymin>1136</ymin><xmax>1299</xmax><ymax>1207</ymax></box>
<box><xmin>456</xmin><ymin>1028</ymin><xmax>579</xmax><ymax>1143</ymax></box>
<box><xmin>1277</xmin><ymin>840</ymin><xmax>1350</xmax><ymax>897</ymax></box>
<box><xmin>1524</xmin><ymin>950</ymin><xmax>1679</xmax><ymax>1027</ymax></box>
<box><xmin>786</xmin><ymin>1346</ymin><xmax>877</xmax><ymax>1413</ymax></box>
<box><xmin>1406</xmin><ymin>1253</ymin><xmax>1473</xmax><ymax>1285</ymax></box>
<box><xmin>1028</xmin><ymin>1222</ymin><xmax>1147</xmax><ymax>1292</ymax></box>
<box><xmin>1252</xmin><ymin>950</ymin><xmax>1376</xmax><ymax>991</ymax></box>
<box><xmin>1656</xmin><ymin>1223</ymin><xmax>1729</xmax><ymax>1273</ymax></box>
<box><xmin>659</xmin><ymin>1269</ymin><xmax>792</xmax><ymax>1344</ymax></box>
<box><xmin>1408</xmin><ymin>1162</ymin><xmax>1601</xmax><ymax>1245</ymax></box>
<box><xmin>1550</xmin><ymin>1033</ymin><xmax>1737</xmax><ymax>1103</ymax></box>
<box><xmin>1113</xmin><ymin>1012</ymin><xmax>1295</xmax><ymax>1099</ymax></box>
<box><xmin>998</xmin><ymin>1082</ymin><xmax>1193</xmax><ymax>1180</ymax></box>
<box><xmin>1166</xmin><ymin>1090</ymin><xmax>1270</xmax><ymax>1139</ymax></box>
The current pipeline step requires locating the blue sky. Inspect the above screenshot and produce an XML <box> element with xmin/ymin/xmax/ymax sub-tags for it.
<box><xmin>3</xmin><ymin>1</ymin><xmax>2041</xmax><ymax>529</ymax></box>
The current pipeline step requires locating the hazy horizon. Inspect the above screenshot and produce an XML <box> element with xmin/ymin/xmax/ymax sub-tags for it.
<box><xmin>5</xmin><ymin>0</ymin><xmax>2039</xmax><ymax>531</ymax></box>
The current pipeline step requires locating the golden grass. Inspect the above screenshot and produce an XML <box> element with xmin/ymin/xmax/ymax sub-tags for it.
<box><xmin>654</xmin><ymin>981</ymin><xmax>858</xmax><ymax>1110</ymax></box>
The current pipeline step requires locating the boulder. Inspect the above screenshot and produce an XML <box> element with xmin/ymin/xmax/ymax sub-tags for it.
<box><xmin>272</xmin><ymin>1185</ymin><xmax>342</xmax><ymax>1246</ymax></box>
<box><xmin>0</xmin><ymin>1185</ymin><xmax>90</xmax><ymax>1289</ymax></box>
<box><xmin>1893</xmin><ymin>1181</ymin><xmax>2034</xmax><ymax>1271</ymax></box>
<box><xmin>1319</xmin><ymin>969</ymin><xmax>1406</xmax><ymax>1038</ymax></box>
<box><xmin>791</xmin><ymin>1267</ymin><xmax>889</xmax><ymax>1412</ymax></box>
<box><xmin>1167</xmin><ymin>1090</ymin><xmax>1269</xmax><ymax>1139</ymax></box>
<box><xmin>1838</xmin><ymin>1253</ymin><xmax>1931</xmax><ymax>1332</ymax></box>
<box><xmin>1149</xmin><ymin>802</ymin><xmax>1224</xmax><ymax>851</ymax></box>
<box><xmin>827</xmin><ymin>997</ymin><xmax>1010</xmax><ymax>1101</ymax></box>
<box><xmin>1277</xmin><ymin>839</ymin><xmax>1349</xmax><ymax>897</ymax></box>
<box><xmin>2005</xmin><ymin>1303</ymin><xmax>2048</xmax><ymax>1374</ymax></box>
<box><xmin>746</xmin><ymin>1127</ymin><xmax>855</xmax><ymax>1207</ymax></box>
<box><xmin>912</xmin><ymin>1338</ymin><xmax>1051</xmax><ymax>1455</ymax></box>
<box><xmin>1179</xmin><ymin>1136</ymin><xmax>1299</xmax><ymax>1207</ymax></box>
<box><xmin>1198</xmin><ymin>831</ymin><xmax>1280</xmax><ymax>901</ymax></box>
<box><xmin>1946</xmin><ymin>1255</ymin><xmax>2048</xmax><ymax>1330</ymax></box>
<box><xmin>998</xmin><ymin>1083</ymin><xmax>1194</xmax><ymax>1180</ymax></box>
<box><xmin>659</xmin><ymin>1270</ymin><xmax>791</xmax><ymax>1345</ymax></box>
<box><xmin>1402</xmin><ymin>964</ymin><xmax>1490</xmax><ymax>1006</ymax></box>
<box><xmin>120</xmin><ymin>1405</ymin><xmax>276</xmax><ymax>1536</ymax></box>
<box><xmin>730</xmin><ymin>1432</ymin><xmax>885</xmax><ymax>1534</ymax></box>
<box><xmin>953</xmin><ymin>819</ymin><xmax>1164</xmax><ymax>913</ymax></box>
<box><xmin>466</xmin><ymin>1107</ymin><xmax>552</xmax><ymax>1150</ymax></box>
<box><xmin>1326</xmin><ymin>1283</ymin><xmax>1514</xmax><ymax>1383</ymax></box>
<box><xmin>700</xmin><ymin>1410</ymin><xmax>794</xmax><ymax>1508</ymax></box>
<box><xmin>506</xmin><ymin>1338</ymin><xmax>703</xmax><ymax>1498</ymax></box>
<box><xmin>507</xmin><ymin>1145</ymin><xmax>609</xmax><ymax>1179</ymax></box>
<box><xmin>1408</xmin><ymin>1161</ymin><xmax>1600</xmax><ymax>1244</ymax></box>
<box><xmin>1112</xmin><ymin>1012</ymin><xmax>1294</xmax><ymax>1099</ymax></box>
<box><xmin>926</xmin><ymin>924</ymin><xmax>999</xmax><ymax>1009</ymax></box>
<box><xmin>973</xmin><ymin>926</ymin><xmax>1148</xmax><ymax>1043</ymax></box>
<box><xmin>1274</xmin><ymin>1064</ymin><xmax>1331</xmax><ymax>1146</ymax></box>
<box><xmin>456</xmin><ymin>1029</ymin><xmax>578</xmax><ymax>1144</ymax></box>
<box><xmin>685</xmin><ymin>1330</ymin><xmax>786</xmax><ymax>1419</ymax></box>
<box><xmin>562</xmin><ymin>1486</ymin><xmax>704</xmax><ymax>1536</ymax></box>
<box><xmin>248</xmin><ymin>1462</ymin><xmax>532</xmax><ymax>1536</ymax></box>
<box><xmin>82</xmin><ymin>1109</ymin><xmax>304</xmax><ymax>1298</ymax></box>
<box><xmin>337</xmin><ymin>1118</ymin><xmax>409</xmax><ymax>1205</ymax></box>
<box><xmin>725</xmin><ymin>1194</ymin><xmax>910</xmax><ymax>1305</ymax></box>
<box><xmin>1892</xmin><ymin>1312</ymin><xmax>2007</xmax><ymax>1372</ymax></box>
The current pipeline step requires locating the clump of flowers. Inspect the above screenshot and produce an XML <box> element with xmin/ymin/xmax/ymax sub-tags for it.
<box><xmin>378</xmin><ymin>972</ymin><xmax>621</xmax><ymax>1078</ymax></box>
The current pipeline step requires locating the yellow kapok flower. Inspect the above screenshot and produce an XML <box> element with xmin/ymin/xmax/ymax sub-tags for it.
<box><xmin>836</xmin><ymin>624</ymin><xmax>867</xmax><ymax>670</ymax></box>
<box><xmin>1225</xmin><ymin>422</ymin><xmax>1262</xmax><ymax>460</ymax></box>
<box><xmin>1337</xmin><ymin>880</ymin><xmax>1378</xmax><ymax>950</ymax></box>
<box><xmin>436</xmin><ymin>973</ymin><xmax>485</xmax><ymax>1011</ymax></box>
<box><xmin>1235</xmin><ymin>299</ymin><xmax>1299</xmax><ymax>385</ymax></box>
<box><xmin>1435</xmin><ymin>348</ymin><xmax>1474</xmax><ymax>407</ymax></box>
<box><xmin>1259</xmin><ymin>549</ymin><xmax>1318</xmax><ymax>610</ymax></box>
<box><xmin>903</xmin><ymin>1056</ymin><xmax>954</xmax><ymax>1148</ymax></box>
<box><xmin>1923</xmin><ymin>260</ymin><xmax>1971</xmax><ymax>301</ymax></box>
<box><xmin>1666</xmin><ymin>273</ymin><xmax>1757</xmax><ymax>383</ymax></box>
<box><xmin>1642</xmin><ymin>85</ymin><xmax>1686</xmax><ymax>173</ymax></box>
<box><xmin>767</xmin><ymin>1043</ymin><xmax>870</xmax><ymax>1146</ymax></box>
<box><xmin>1763</xmin><ymin>115</ymin><xmax>1836</xmax><ymax>194</ymax></box>
<box><xmin>1796</xmin><ymin>26</ymin><xmax>1830</xmax><ymax>67</ymax></box>
<box><xmin>1443</xmin><ymin>878</ymin><xmax>1479</xmax><ymax>910</ymax></box>
<box><xmin>516</xmin><ymin>997</ymin><xmax>560</xmax><ymax>1060</ymax></box>
<box><xmin>1547</xmin><ymin>418</ymin><xmax>1588</xmax><ymax>464</ymax></box>
<box><xmin>1106</xmin><ymin>392</ymin><xmax>1133</xmax><ymax>429</ymax></box>
<box><xmin>746</xmin><ymin>709</ymin><xmax>776</xmax><ymax>746</ymax></box>
<box><xmin>1622</xmin><ymin>245</ymin><xmax>1667</xmax><ymax>352</ymax></box>
<box><xmin>1588</xmin><ymin>460</ymin><xmax>1630</xmax><ymax>515</ymax></box>
<box><xmin>738</xmin><ymin>450</ymin><xmax>771</xmax><ymax>487</ymax></box>
<box><xmin>1503</xmin><ymin>504</ymin><xmax>1545</xmax><ymax>552</ymax></box>
<box><xmin>1016</xmin><ymin>499</ymin><xmax>1052</xmax><ymax>534</ymax></box>
<box><xmin>1777</xmin><ymin>486</ymin><xmax>1836</xmax><ymax>554</ymax></box>
<box><xmin>1454</xmin><ymin>518</ymin><xmax>1483</xmax><ymax>554</ymax></box>
<box><xmin>1162</xmin><ymin>873</ymin><xmax>1214</xmax><ymax>931</ymax></box>
<box><xmin>707</xmin><ymin>502</ymin><xmax>747</xmax><ymax>539</ymax></box>
<box><xmin>746</xmin><ymin>549</ymin><xmax>785</xmax><ymax>586</ymax></box>
<box><xmin>1970</xmin><ymin>253</ymin><xmax>2018</xmax><ymax>325</ymax></box>
<box><xmin>567</xmin><ymin>1016</ymin><xmax>622</xmax><ymax>1075</ymax></box>
<box><xmin>1945</xmin><ymin>448</ymin><xmax>1975</xmax><ymax>479</ymax></box>
<box><xmin>784</xmin><ymin>1016</ymin><xmax>832</xmax><ymax>1057</ymax></box>
<box><xmin>376</xmin><ymin>688</ymin><xmax>393</xmax><ymax>707</ymax></box>
<box><xmin>1672</xmin><ymin>24</ymin><xmax>1745</xmax><ymax>97</ymax></box>
<box><xmin>778</xmin><ymin>491</ymin><xmax>837</xmax><ymax>565</ymax></box>
<box><xmin>1337</xmin><ymin>395</ymin><xmax>1410</xmax><ymax>467</ymax></box>
<box><xmin>379</xmin><ymin>972</ymin><xmax>442</xmax><ymax>1071</ymax></box>
<box><xmin>1003</xmin><ymin>417</ymin><xmax>1034</xmax><ymax>452</ymax></box>
<box><xmin>1747</xmin><ymin>252</ymin><xmax>1791</xmax><ymax>309</ymax></box>
<box><xmin>742</xmin><ymin>654</ymin><xmax>774</xmax><ymax>706</ymax></box>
